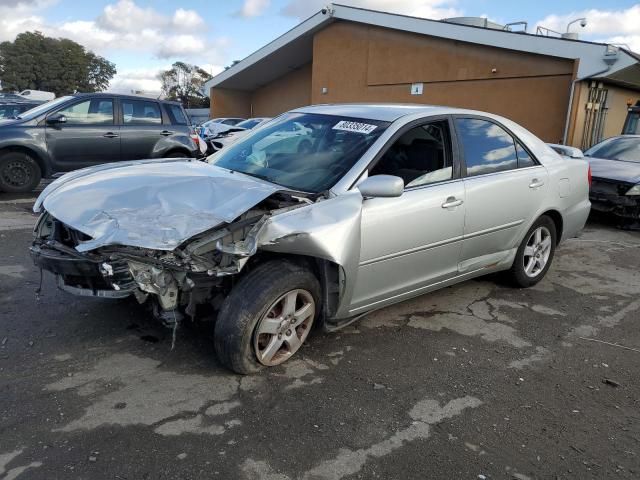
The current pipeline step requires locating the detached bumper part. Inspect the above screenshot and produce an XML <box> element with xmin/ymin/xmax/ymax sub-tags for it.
<box><xmin>30</xmin><ymin>243</ymin><xmax>136</xmax><ymax>298</ymax></box>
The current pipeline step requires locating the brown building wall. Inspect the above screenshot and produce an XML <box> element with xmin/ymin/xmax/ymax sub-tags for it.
<box><xmin>251</xmin><ymin>63</ymin><xmax>312</xmax><ymax>117</ymax></box>
<box><xmin>311</xmin><ymin>22</ymin><xmax>576</xmax><ymax>142</ymax></box>
<box><xmin>210</xmin><ymin>64</ymin><xmax>312</xmax><ymax>119</ymax></box>
<box><xmin>209</xmin><ymin>87</ymin><xmax>252</xmax><ymax>119</ymax></box>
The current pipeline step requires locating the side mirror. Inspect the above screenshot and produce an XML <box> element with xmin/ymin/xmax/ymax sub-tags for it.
<box><xmin>47</xmin><ymin>113</ymin><xmax>67</xmax><ymax>125</ymax></box>
<box><xmin>547</xmin><ymin>143</ymin><xmax>584</xmax><ymax>159</ymax></box>
<box><xmin>357</xmin><ymin>175</ymin><xmax>404</xmax><ymax>198</ymax></box>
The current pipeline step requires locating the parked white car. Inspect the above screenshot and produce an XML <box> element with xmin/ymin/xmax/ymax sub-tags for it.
<box><xmin>31</xmin><ymin>104</ymin><xmax>591</xmax><ymax>373</ymax></box>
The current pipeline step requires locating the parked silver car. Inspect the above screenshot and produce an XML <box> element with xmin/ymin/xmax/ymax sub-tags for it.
<box><xmin>30</xmin><ymin>104</ymin><xmax>591</xmax><ymax>373</ymax></box>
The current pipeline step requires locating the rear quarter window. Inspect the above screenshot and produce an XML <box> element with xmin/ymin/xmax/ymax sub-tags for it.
<box><xmin>165</xmin><ymin>104</ymin><xmax>188</xmax><ymax>125</ymax></box>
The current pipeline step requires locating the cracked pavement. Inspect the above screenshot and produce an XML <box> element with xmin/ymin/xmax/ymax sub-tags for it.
<box><xmin>1</xmin><ymin>186</ymin><xmax>640</xmax><ymax>479</ymax></box>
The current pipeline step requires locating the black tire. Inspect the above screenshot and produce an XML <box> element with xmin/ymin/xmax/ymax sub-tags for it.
<box><xmin>507</xmin><ymin>215</ymin><xmax>557</xmax><ymax>288</ymax></box>
<box><xmin>0</xmin><ymin>151</ymin><xmax>42</xmax><ymax>193</ymax></box>
<box><xmin>214</xmin><ymin>260</ymin><xmax>321</xmax><ymax>374</ymax></box>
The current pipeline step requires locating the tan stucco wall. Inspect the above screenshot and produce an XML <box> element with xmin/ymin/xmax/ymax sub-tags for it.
<box><xmin>251</xmin><ymin>63</ymin><xmax>312</xmax><ymax>117</ymax></box>
<box><xmin>567</xmin><ymin>81</ymin><xmax>640</xmax><ymax>147</ymax></box>
<box><xmin>603</xmin><ymin>84</ymin><xmax>640</xmax><ymax>138</ymax></box>
<box><xmin>311</xmin><ymin>22</ymin><xmax>576</xmax><ymax>142</ymax></box>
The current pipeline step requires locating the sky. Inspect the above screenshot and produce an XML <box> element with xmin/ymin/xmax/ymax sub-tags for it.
<box><xmin>0</xmin><ymin>0</ymin><xmax>638</xmax><ymax>94</ymax></box>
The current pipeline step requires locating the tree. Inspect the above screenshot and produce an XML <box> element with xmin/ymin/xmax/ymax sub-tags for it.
<box><xmin>159</xmin><ymin>62</ymin><xmax>212</xmax><ymax>108</ymax></box>
<box><xmin>0</xmin><ymin>31</ymin><xmax>116</xmax><ymax>96</ymax></box>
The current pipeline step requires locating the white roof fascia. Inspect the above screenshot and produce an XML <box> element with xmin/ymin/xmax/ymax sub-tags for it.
<box><xmin>204</xmin><ymin>11</ymin><xmax>332</xmax><ymax>93</ymax></box>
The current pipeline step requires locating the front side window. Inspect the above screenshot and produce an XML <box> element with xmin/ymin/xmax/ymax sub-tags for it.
<box><xmin>210</xmin><ymin>113</ymin><xmax>389</xmax><ymax>193</ymax></box>
<box><xmin>371</xmin><ymin>120</ymin><xmax>453</xmax><ymax>188</ymax></box>
<box><xmin>122</xmin><ymin>100</ymin><xmax>162</xmax><ymax>125</ymax></box>
<box><xmin>456</xmin><ymin>118</ymin><xmax>518</xmax><ymax>177</ymax></box>
<box><xmin>56</xmin><ymin>98</ymin><xmax>114</xmax><ymax>125</ymax></box>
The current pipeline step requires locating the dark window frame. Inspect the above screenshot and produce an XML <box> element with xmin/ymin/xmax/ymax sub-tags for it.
<box><xmin>450</xmin><ymin>114</ymin><xmax>541</xmax><ymax>179</ymax></box>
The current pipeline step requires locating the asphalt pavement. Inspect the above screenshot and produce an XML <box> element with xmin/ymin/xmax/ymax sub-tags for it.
<box><xmin>1</xmin><ymin>185</ymin><xmax>639</xmax><ymax>480</ymax></box>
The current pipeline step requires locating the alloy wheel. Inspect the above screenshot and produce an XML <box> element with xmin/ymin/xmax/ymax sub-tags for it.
<box><xmin>253</xmin><ymin>289</ymin><xmax>315</xmax><ymax>366</ymax></box>
<box><xmin>523</xmin><ymin>226</ymin><xmax>552</xmax><ymax>278</ymax></box>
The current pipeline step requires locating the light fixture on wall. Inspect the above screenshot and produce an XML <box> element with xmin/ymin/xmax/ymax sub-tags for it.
<box><xmin>321</xmin><ymin>87</ymin><xmax>328</xmax><ymax>95</ymax></box>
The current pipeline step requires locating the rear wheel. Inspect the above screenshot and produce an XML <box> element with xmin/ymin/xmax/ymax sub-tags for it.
<box><xmin>214</xmin><ymin>261</ymin><xmax>320</xmax><ymax>374</ymax></box>
<box><xmin>507</xmin><ymin>215</ymin><xmax>557</xmax><ymax>287</ymax></box>
<box><xmin>0</xmin><ymin>151</ymin><xmax>42</xmax><ymax>193</ymax></box>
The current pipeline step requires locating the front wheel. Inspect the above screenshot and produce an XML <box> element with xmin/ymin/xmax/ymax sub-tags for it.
<box><xmin>0</xmin><ymin>151</ymin><xmax>42</xmax><ymax>193</ymax></box>
<box><xmin>507</xmin><ymin>216</ymin><xmax>557</xmax><ymax>288</ymax></box>
<box><xmin>214</xmin><ymin>261</ymin><xmax>320</xmax><ymax>374</ymax></box>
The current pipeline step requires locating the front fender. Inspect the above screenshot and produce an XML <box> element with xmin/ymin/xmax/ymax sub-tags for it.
<box><xmin>254</xmin><ymin>192</ymin><xmax>364</xmax><ymax>319</ymax></box>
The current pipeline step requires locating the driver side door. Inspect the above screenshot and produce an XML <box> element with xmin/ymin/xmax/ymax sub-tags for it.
<box><xmin>45</xmin><ymin>97</ymin><xmax>121</xmax><ymax>171</ymax></box>
<box><xmin>349</xmin><ymin>117</ymin><xmax>466</xmax><ymax>314</ymax></box>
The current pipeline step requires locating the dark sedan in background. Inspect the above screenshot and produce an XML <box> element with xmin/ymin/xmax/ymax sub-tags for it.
<box><xmin>585</xmin><ymin>135</ymin><xmax>640</xmax><ymax>228</ymax></box>
<box><xmin>0</xmin><ymin>93</ymin><xmax>198</xmax><ymax>192</ymax></box>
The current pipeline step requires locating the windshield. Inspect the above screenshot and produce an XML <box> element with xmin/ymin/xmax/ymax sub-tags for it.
<box><xmin>585</xmin><ymin>136</ymin><xmax>640</xmax><ymax>163</ymax></box>
<box><xmin>209</xmin><ymin>112</ymin><xmax>389</xmax><ymax>193</ymax></box>
<box><xmin>16</xmin><ymin>96</ymin><xmax>73</xmax><ymax>120</ymax></box>
<box><xmin>236</xmin><ymin>118</ymin><xmax>266</xmax><ymax>129</ymax></box>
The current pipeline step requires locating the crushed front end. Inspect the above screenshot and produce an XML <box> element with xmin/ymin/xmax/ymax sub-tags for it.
<box><xmin>30</xmin><ymin>192</ymin><xmax>309</xmax><ymax>324</ymax></box>
<box><xmin>590</xmin><ymin>177</ymin><xmax>640</xmax><ymax>229</ymax></box>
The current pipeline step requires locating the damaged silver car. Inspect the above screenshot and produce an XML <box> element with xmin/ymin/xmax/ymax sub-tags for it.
<box><xmin>31</xmin><ymin>104</ymin><xmax>591</xmax><ymax>373</ymax></box>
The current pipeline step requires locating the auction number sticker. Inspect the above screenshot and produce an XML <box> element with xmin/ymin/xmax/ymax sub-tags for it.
<box><xmin>332</xmin><ymin>120</ymin><xmax>377</xmax><ymax>134</ymax></box>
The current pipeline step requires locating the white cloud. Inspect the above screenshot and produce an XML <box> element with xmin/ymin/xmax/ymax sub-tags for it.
<box><xmin>237</xmin><ymin>0</ymin><xmax>271</xmax><ymax>17</ymax></box>
<box><xmin>536</xmin><ymin>5</ymin><xmax>640</xmax><ymax>52</ymax></box>
<box><xmin>107</xmin><ymin>67</ymin><xmax>166</xmax><ymax>94</ymax></box>
<box><xmin>172</xmin><ymin>8</ymin><xmax>205</xmax><ymax>29</ymax></box>
<box><xmin>97</xmin><ymin>0</ymin><xmax>165</xmax><ymax>32</ymax></box>
<box><xmin>281</xmin><ymin>0</ymin><xmax>461</xmax><ymax>20</ymax></box>
<box><xmin>0</xmin><ymin>0</ymin><xmax>230</xmax><ymax>92</ymax></box>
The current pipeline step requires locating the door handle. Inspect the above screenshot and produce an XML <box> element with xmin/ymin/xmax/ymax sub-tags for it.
<box><xmin>529</xmin><ymin>178</ymin><xmax>545</xmax><ymax>188</ymax></box>
<box><xmin>103</xmin><ymin>132</ymin><xmax>119</xmax><ymax>138</ymax></box>
<box><xmin>160</xmin><ymin>130</ymin><xmax>174</xmax><ymax>136</ymax></box>
<box><xmin>441</xmin><ymin>196</ymin><xmax>464</xmax><ymax>209</ymax></box>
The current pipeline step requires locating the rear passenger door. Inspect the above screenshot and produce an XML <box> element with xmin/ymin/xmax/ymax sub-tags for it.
<box><xmin>453</xmin><ymin>116</ymin><xmax>548</xmax><ymax>273</ymax></box>
<box><xmin>119</xmin><ymin>98</ymin><xmax>166</xmax><ymax>160</ymax></box>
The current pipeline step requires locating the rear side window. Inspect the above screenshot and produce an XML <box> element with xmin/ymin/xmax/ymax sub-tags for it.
<box><xmin>57</xmin><ymin>98</ymin><xmax>114</xmax><ymax>125</ymax></box>
<box><xmin>121</xmin><ymin>100</ymin><xmax>162</xmax><ymax>125</ymax></box>
<box><xmin>165</xmin><ymin>104</ymin><xmax>188</xmax><ymax>125</ymax></box>
<box><xmin>456</xmin><ymin>118</ymin><xmax>518</xmax><ymax>177</ymax></box>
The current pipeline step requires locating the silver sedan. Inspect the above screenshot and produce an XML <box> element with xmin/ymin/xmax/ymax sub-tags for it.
<box><xmin>31</xmin><ymin>104</ymin><xmax>591</xmax><ymax>373</ymax></box>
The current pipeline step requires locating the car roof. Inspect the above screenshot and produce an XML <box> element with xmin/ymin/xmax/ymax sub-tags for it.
<box><xmin>72</xmin><ymin>92</ymin><xmax>182</xmax><ymax>105</ymax></box>
<box><xmin>293</xmin><ymin>103</ymin><xmax>487</xmax><ymax>122</ymax></box>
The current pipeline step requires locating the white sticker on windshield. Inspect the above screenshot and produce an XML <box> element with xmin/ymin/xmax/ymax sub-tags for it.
<box><xmin>332</xmin><ymin>120</ymin><xmax>377</xmax><ymax>134</ymax></box>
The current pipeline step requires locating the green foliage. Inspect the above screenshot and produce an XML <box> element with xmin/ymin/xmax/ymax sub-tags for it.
<box><xmin>159</xmin><ymin>61</ymin><xmax>212</xmax><ymax>108</ymax></box>
<box><xmin>0</xmin><ymin>31</ymin><xmax>116</xmax><ymax>96</ymax></box>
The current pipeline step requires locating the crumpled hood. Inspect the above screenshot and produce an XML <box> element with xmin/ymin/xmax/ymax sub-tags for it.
<box><xmin>588</xmin><ymin>157</ymin><xmax>640</xmax><ymax>184</ymax></box>
<box><xmin>35</xmin><ymin>159</ymin><xmax>280</xmax><ymax>252</ymax></box>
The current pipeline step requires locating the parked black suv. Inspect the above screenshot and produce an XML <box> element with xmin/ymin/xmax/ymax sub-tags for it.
<box><xmin>0</xmin><ymin>93</ymin><xmax>198</xmax><ymax>192</ymax></box>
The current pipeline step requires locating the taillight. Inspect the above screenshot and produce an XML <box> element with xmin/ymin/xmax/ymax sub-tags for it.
<box><xmin>587</xmin><ymin>165</ymin><xmax>592</xmax><ymax>187</ymax></box>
